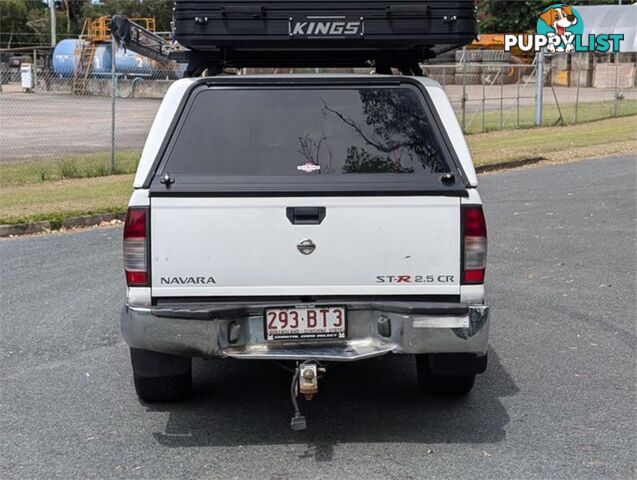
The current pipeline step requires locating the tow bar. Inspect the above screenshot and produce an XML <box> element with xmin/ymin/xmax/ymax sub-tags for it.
<box><xmin>290</xmin><ymin>360</ymin><xmax>325</xmax><ymax>431</ymax></box>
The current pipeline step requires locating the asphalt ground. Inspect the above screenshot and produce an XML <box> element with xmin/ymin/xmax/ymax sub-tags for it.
<box><xmin>0</xmin><ymin>94</ymin><xmax>159</xmax><ymax>162</ymax></box>
<box><xmin>1</xmin><ymin>154</ymin><xmax>635</xmax><ymax>479</ymax></box>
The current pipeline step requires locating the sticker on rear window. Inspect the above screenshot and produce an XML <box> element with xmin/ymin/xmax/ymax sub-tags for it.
<box><xmin>297</xmin><ymin>162</ymin><xmax>321</xmax><ymax>173</ymax></box>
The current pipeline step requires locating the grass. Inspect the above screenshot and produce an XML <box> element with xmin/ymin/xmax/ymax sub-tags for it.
<box><xmin>0</xmin><ymin>115</ymin><xmax>635</xmax><ymax>227</ymax></box>
<box><xmin>0</xmin><ymin>150</ymin><xmax>140</xmax><ymax>187</ymax></box>
<box><xmin>466</xmin><ymin>116</ymin><xmax>637</xmax><ymax>167</ymax></box>
<box><xmin>462</xmin><ymin>99</ymin><xmax>637</xmax><ymax>134</ymax></box>
<box><xmin>0</xmin><ymin>175</ymin><xmax>133</xmax><ymax>226</ymax></box>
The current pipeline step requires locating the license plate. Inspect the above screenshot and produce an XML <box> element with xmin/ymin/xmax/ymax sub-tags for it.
<box><xmin>264</xmin><ymin>306</ymin><xmax>346</xmax><ymax>341</ymax></box>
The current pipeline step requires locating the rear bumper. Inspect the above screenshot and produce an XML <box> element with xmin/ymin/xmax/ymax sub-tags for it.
<box><xmin>121</xmin><ymin>301</ymin><xmax>489</xmax><ymax>362</ymax></box>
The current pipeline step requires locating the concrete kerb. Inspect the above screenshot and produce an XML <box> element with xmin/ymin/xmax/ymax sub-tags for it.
<box><xmin>0</xmin><ymin>213</ymin><xmax>126</xmax><ymax>238</ymax></box>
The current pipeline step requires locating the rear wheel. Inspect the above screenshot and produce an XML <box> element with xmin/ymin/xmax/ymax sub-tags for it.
<box><xmin>130</xmin><ymin>348</ymin><xmax>192</xmax><ymax>402</ymax></box>
<box><xmin>416</xmin><ymin>354</ymin><xmax>485</xmax><ymax>396</ymax></box>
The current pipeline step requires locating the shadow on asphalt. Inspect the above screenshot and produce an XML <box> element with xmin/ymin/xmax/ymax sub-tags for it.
<box><xmin>149</xmin><ymin>349</ymin><xmax>517</xmax><ymax>461</ymax></box>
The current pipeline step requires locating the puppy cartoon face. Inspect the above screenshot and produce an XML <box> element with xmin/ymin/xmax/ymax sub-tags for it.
<box><xmin>539</xmin><ymin>6</ymin><xmax>578</xmax><ymax>35</ymax></box>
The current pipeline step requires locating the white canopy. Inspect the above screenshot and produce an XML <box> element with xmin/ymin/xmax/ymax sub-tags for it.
<box><xmin>575</xmin><ymin>5</ymin><xmax>637</xmax><ymax>53</ymax></box>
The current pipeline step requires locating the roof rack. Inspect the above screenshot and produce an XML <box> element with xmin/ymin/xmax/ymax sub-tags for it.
<box><xmin>170</xmin><ymin>47</ymin><xmax>446</xmax><ymax>77</ymax></box>
<box><xmin>112</xmin><ymin>1</ymin><xmax>477</xmax><ymax>77</ymax></box>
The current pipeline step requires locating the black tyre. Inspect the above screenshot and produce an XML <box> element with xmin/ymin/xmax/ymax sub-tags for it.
<box><xmin>130</xmin><ymin>348</ymin><xmax>192</xmax><ymax>402</ymax></box>
<box><xmin>416</xmin><ymin>354</ymin><xmax>477</xmax><ymax>396</ymax></box>
<box><xmin>133</xmin><ymin>373</ymin><xmax>192</xmax><ymax>402</ymax></box>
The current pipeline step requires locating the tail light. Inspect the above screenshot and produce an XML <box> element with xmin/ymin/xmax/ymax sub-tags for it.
<box><xmin>123</xmin><ymin>207</ymin><xmax>149</xmax><ymax>286</ymax></box>
<box><xmin>462</xmin><ymin>205</ymin><xmax>487</xmax><ymax>284</ymax></box>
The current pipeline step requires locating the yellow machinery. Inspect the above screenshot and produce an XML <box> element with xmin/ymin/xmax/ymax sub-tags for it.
<box><xmin>72</xmin><ymin>16</ymin><xmax>156</xmax><ymax>95</ymax></box>
<box><xmin>468</xmin><ymin>33</ymin><xmax>535</xmax><ymax>60</ymax></box>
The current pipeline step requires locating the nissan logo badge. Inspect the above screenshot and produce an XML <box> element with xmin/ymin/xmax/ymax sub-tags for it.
<box><xmin>297</xmin><ymin>239</ymin><xmax>316</xmax><ymax>255</ymax></box>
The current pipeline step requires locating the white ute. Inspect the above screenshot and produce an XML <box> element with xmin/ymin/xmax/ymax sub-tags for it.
<box><xmin>121</xmin><ymin>74</ymin><xmax>489</xmax><ymax>429</ymax></box>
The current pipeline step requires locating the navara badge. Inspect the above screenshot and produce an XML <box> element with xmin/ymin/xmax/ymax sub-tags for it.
<box><xmin>297</xmin><ymin>239</ymin><xmax>316</xmax><ymax>255</ymax></box>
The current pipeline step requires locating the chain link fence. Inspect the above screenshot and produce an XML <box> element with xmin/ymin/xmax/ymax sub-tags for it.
<box><xmin>1</xmin><ymin>48</ymin><xmax>636</xmax><ymax>187</ymax></box>
<box><xmin>422</xmin><ymin>49</ymin><xmax>637</xmax><ymax>134</ymax></box>
<box><xmin>1</xmin><ymin>48</ymin><xmax>176</xmax><ymax>187</ymax></box>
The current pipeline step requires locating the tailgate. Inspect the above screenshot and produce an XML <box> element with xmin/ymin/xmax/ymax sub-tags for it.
<box><xmin>150</xmin><ymin>196</ymin><xmax>460</xmax><ymax>297</ymax></box>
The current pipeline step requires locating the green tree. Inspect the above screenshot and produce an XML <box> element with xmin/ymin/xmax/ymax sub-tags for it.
<box><xmin>322</xmin><ymin>89</ymin><xmax>450</xmax><ymax>173</ymax></box>
<box><xmin>82</xmin><ymin>0</ymin><xmax>173</xmax><ymax>31</ymax></box>
<box><xmin>342</xmin><ymin>147</ymin><xmax>415</xmax><ymax>174</ymax></box>
<box><xmin>479</xmin><ymin>1</ymin><xmax>550</xmax><ymax>33</ymax></box>
<box><xmin>478</xmin><ymin>0</ymin><xmax>622</xmax><ymax>34</ymax></box>
<box><xmin>62</xmin><ymin>0</ymin><xmax>90</xmax><ymax>34</ymax></box>
<box><xmin>0</xmin><ymin>0</ymin><xmax>45</xmax><ymax>48</ymax></box>
<box><xmin>0</xmin><ymin>0</ymin><xmax>90</xmax><ymax>48</ymax></box>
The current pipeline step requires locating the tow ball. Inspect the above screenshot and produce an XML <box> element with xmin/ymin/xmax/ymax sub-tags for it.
<box><xmin>290</xmin><ymin>361</ymin><xmax>325</xmax><ymax>431</ymax></box>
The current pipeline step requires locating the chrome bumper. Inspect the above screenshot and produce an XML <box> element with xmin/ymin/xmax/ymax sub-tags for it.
<box><xmin>121</xmin><ymin>302</ymin><xmax>489</xmax><ymax>362</ymax></box>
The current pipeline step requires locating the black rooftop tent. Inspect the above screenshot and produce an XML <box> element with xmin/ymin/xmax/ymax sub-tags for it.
<box><xmin>113</xmin><ymin>1</ymin><xmax>478</xmax><ymax>76</ymax></box>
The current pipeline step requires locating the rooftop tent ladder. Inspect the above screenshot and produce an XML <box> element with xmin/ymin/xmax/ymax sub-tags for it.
<box><xmin>109</xmin><ymin>15</ymin><xmax>172</xmax><ymax>65</ymax></box>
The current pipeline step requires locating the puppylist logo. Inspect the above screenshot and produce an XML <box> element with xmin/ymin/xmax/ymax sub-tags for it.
<box><xmin>504</xmin><ymin>4</ymin><xmax>623</xmax><ymax>54</ymax></box>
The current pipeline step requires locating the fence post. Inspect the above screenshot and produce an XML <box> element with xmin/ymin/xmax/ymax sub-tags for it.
<box><xmin>574</xmin><ymin>70</ymin><xmax>581</xmax><ymax>124</ymax></box>
<box><xmin>49</xmin><ymin>0</ymin><xmax>57</xmax><ymax>47</ymax></box>
<box><xmin>33</xmin><ymin>49</ymin><xmax>38</xmax><ymax>92</ymax></box>
<box><xmin>481</xmin><ymin>77</ymin><xmax>485</xmax><ymax>133</ymax></box>
<box><xmin>461</xmin><ymin>47</ymin><xmax>467</xmax><ymax>133</ymax></box>
<box><xmin>500</xmin><ymin>64</ymin><xmax>504</xmax><ymax>130</ymax></box>
<box><xmin>111</xmin><ymin>36</ymin><xmax>116</xmax><ymax>175</ymax></box>
<box><xmin>442</xmin><ymin>65</ymin><xmax>446</xmax><ymax>91</ymax></box>
<box><xmin>613</xmin><ymin>62</ymin><xmax>619</xmax><ymax>117</ymax></box>
<box><xmin>535</xmin><ymin>51</ymin><xmax>544</xmax><ymax>127</ymax></box>
<box><xmin>516</xmin><ymin>66</ymin><xmax>521</xmax><ymax>128</ymax></box>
